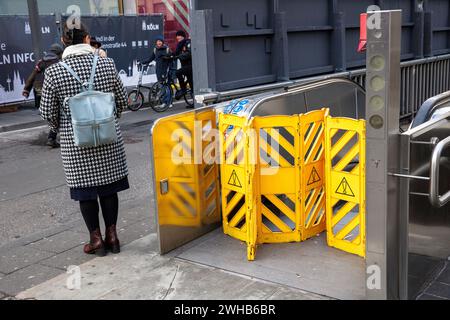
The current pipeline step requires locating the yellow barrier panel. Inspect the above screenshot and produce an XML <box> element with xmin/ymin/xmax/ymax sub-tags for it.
<box><xmin>253</xmin><ymin>116</ymin><xmax>301</xmax><ymax>244</ymax></box>
<box><xmin>153</xmin><ymin>109</ymin><xmax>221</xmax><ymax>228</ymax></box>
<box><xmin>197</xmin><ymin>111</ymin><xmax>222</xmax><ymax>226</ymax></box>
<box><xmin>324</xmin><ymin>116</ymin><xmax>366</xmax><ymax>257</ymax></box>
<box><xmin>218</xmin><ymin>110</ymin><xmax>366</xmax><ymax>260</ymax></box>
<box><xmin>300</xmin><ymin>109</ymin><xmax>329</xmax><ymax>241</ymax></box>
<box><xmin>219</xmin><ymin>114</ymin><xmax>257</xmax><ymax>260</ymax></box>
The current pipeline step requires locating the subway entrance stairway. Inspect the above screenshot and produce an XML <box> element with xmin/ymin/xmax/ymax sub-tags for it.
<box><xmin>149</xmin><ymin>11</ymin><xmax>450</xmax><ymax>300</ymax></box>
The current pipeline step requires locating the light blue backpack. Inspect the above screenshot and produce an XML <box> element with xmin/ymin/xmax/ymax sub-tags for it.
<box><xmin>59</xmin><ymin>54</ymin><xmax>117</xmax><ymax>148</ymax></box>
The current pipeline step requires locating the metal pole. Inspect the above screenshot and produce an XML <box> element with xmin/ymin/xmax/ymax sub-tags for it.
<box><xmin>27</xmin><ymin>0</ymin><xmax>43</xmax><ymax>62</ymax></box>
<box><xmin>365</xmin><ymin>10</ymin><xmax>402</xmax><ymax>300</ymax></box>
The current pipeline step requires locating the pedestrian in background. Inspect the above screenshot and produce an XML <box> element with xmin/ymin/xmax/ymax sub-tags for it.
<box><xmin>23</xmin><ymin>43</ymin><xmax>64</xmax><ymax>148</ymax></box>
<box><xmin>174</xmin><ymin>30</ymin><xmax>193</xmax><ymax>108</ymax></box>
<box><xmin>40</xmin><ymin>23</ymin><xmax>129</xmax><ymax>257</ymax></box>
<box><xmin>141</xmin><ymin>35</ymin><xmax>172</xmax><ymax>82</ymax></box>
<box><xmin>141</xmin><ymin>35</ymin><xmax>173</xmax><ymax>108</ymax></box>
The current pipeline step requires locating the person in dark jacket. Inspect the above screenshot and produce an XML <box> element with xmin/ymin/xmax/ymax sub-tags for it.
<box><xmin>141</xmin><ymin>36</ymin><xmax>173</xmax><ymax>108</ymax></box>
<box><xmin>23</xmin><ymin>43</ymin><xmax>64</xmax><ymax>148</ymax></box>
<box><xmin>141</xmin><ymin>35</ymin><xmax>172</xmax><ymax>82</ymax></box>
<box><xmin>174</xmin><ymin>30</ymin><xmax>193</xmax><ymax>105</ymax></box>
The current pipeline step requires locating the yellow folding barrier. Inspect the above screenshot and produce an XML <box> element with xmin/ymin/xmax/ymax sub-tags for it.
<box><xmin>253</xmin><ymin>115</ymin><xmax>301</xmax><ymax>244</ymax></box>
<box><xmin>324</xmin><ymin>117</ymin><xmax>366</xmax><ymax>257</ymax></box>
<box><xmin>197</xmin><ymin>111</ymin><xmax>222</xmax><ymax>225</ymax></box>
<box><xmin>153</xmin><ymin>109</ymin><xmax>221</xmax><ymax>228</ymax></box>
<box><xmin>299</xmin><ymin>109</ymin><xmax>328</xmax><ymax>241</ymax></box>
<box><xmin>219</xmin><ymin>114</ymin><xmax>257</xmax><ymax>260</ymax></box>
<box><xmin>218</xmin><ymin>110</ymin><xmax>366</xmax><ymax>260</ymax></box>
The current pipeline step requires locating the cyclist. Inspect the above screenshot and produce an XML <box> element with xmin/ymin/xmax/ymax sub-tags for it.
<box><xmin>174</xmin><ymin>30</ymin><xmax>193</xmax><ymax>108</ymax></box>
<box><xmin>141</xmin><ymin>36</ymin><xmax>173</xmax><ymax>108</ymax></box>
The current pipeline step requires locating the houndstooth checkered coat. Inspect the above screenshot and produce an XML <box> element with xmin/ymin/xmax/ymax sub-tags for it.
<box><xmin>40</xmin><ymin>53</ymin><xmax>128</xmax><ymax>189</ymax></box>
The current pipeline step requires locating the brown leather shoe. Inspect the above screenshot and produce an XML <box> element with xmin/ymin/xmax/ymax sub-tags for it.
<box><xmin>104</xmin><ymin>225</ymin><xmax>120</xmax><ymax>254</ymax></box>
<box><xmin>83</xmin><ymin>228</ymin><xmax>106</xmax><ymax>257</ymax></box>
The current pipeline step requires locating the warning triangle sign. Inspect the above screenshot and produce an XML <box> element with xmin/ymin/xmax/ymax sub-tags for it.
<box><xmin>307</xmin><ymin>167</ymin><xmax>321</xmax><ymax>185</ymax></box>
<box><xmin>228</xmin><ymin>170</ymin><xmax>242</xmax><ymax>188</ymax></box>
<box><xmin>335</xmin><ymin>177</ymin><xmax>355</xmax><ymax>197</ymax></box>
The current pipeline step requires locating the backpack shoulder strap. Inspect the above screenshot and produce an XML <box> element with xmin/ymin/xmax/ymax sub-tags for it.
<box><xmin>88</xmin><ymin>54</ymin><xmax>99</xmax><ymax>91</ymax></box>
<box><xmin>59</xmin><ymin>61</ymin><xmax>83</xmax><ymax>86</ymax></box>
<box><xmin>58</xmin><ymin>53</ymin><xmax>99</xmax><ymax>91</ymax></box>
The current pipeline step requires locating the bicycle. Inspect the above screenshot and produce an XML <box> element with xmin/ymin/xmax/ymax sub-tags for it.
<box><xmin>127</xmin><ymin>62</ymin><xmax>170</xmax><ymax>112</ymax></box>
<box><xmin>149</xmin><ymin>62</ymin><xmax>195</xmax><ymax>110</ymax></box>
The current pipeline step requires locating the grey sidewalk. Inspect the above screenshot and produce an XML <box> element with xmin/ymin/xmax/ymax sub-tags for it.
<box><xmin>0</xmin><ymin>196</ymin><xmax>153</xmax><ymax>298</ymax></box>
<box><xmin>0</xmin><ymin>108</ymin><xmax>45</xmax><ymax>133</ymax></box>
<box><xmin>0</xmin><ymin>98</ymin><xmax>154</xmax><ymax>134</ymax></box>
<box><xmin>15</xmin><ymin>234</ymin><xmax>329</xmax><ymax>300</ymax></box>
<box><xmin>12</xmin><ymin>231</ymin><xmax>450</xmax><ymax>300</ymax></box>
<box><xmin>0</xmin><ymin>102</ymin><xmax>189</xmax><ymax>299</ymax></box>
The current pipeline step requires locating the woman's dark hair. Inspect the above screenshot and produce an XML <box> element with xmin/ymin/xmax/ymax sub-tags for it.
<box><xmin>62</xmin><ymin>22</ymin><xmax>89</xmax><ymax>46</ymax></box>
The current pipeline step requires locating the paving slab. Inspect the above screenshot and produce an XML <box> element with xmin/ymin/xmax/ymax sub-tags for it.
<box><xmin>26</xmin><ymin>230</ymin><xmax>87</xmax><ymax>254</ymax></box>
<box><xmin>116</xmin><ymin>219</ymin><xmax>153</xmax><ymax>246</ymax></box>
<box><xmin>16</xmin><ymin>234</ymin><xmax>325</xmax><ymax>300</ymax></box>
<box><xmin>265</xmin><ymin>286</ymin><xmax>331</xmax><ymax>300</ymax></box>
<box><xmin>0</xmin><ymin>264</ymin><xmax>62</xmax><ymax>296</ymax></box>
<box><xmin>39</xmin><ymin>246</ymin><xmax>93</xmax><ymax>271</ymax></box>
<box><xmin>176</xmin><ymin>229</ymin><xmax>365</xmax><ymax>300</ymax></box>
<box><xmin>408</xmin><ymin>275</ymin><xmax>426</xmax><ymax>300</ymax></box>
<box><xmin>425</xmin><ymin>281</ymin><xmax>450</xmax><ymax>299</ymax></box>
<box><xmin>70</xmin><ymin>220</ymin><xmax>90</xmax><ymax>235</ymax></box>
<box><xmin>408</xmin><ymin>253</ymin><xmax>443</xmax><ymax>279</ymax></box>
<box><xmin>418</xmin><ymin>293</ymin><xmax>448</xmax><ymax>300</ymax></box>
<box><xmin>0</xmin><ymin>224</ymin><xmax>73</xmax><ymax>252</ymax></box>
<box><xmin>437</xmin><ymin>263</ymin><xmax>450</xmax><ymax>285</ymax></box>
<box><xmin>0</xmin><ymin>246</ymin><xmax>54</xmax><ymax>274</ymax></box>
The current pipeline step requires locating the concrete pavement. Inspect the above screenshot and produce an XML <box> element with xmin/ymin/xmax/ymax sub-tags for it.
<box><xmin>0</xmin><ymin>107</ymin><xmax>45</xmax><ymax>133</ymax></box>
<box><xmin>15</xmin><ymin>234</ymin><xmax>329</xmax><ymax>300</ymax></box>
<box><xmin>0</xmin><ymin>103</ymin><xmax>186</xmax><ymax>298</ymax></box>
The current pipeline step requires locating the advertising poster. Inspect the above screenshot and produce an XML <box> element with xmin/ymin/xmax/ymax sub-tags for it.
<box><xmin>0</xmin><ymin>15</ymin><xmax>164</xmax><ymax>105</ymax></box>
<box><xmin>0</xmin><ymin>16</ymin><xmax>58</xmax><ymax>105</ymax></box>
<box><xmin>77</xmin><ymin>15</ymin><xmax>164</xmax><ymax>88</ymax></box>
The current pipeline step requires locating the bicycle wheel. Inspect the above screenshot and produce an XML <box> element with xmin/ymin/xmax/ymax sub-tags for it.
<box><xmin>149</xmin><ymin>82</ymin><xmax>163</xmax><ymax>107</ymax></box>
<box><xmin>127</xmin><ymin>89</ymin><xmax>144</xmax><ymax>111</ymax></box>
<box><xmin>184</xmin><ymin>89</ymin><xmax>195</xmax><ymax>108</ymax></box>
<box><xmin>150</xmin><ymin>82</ymin><xmax>172</xmax><ymax>113</ymax></box>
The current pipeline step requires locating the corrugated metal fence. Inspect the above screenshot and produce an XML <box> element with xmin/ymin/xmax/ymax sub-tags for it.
<box><xmin>351</xmin><ymin>54</ymin><xmax>450</xmax><ymax>118</ymax></box>
<box><xmin>192</xmin><ymin>0</ymin><xmax>450</xmax><ymax>119</ymax></box>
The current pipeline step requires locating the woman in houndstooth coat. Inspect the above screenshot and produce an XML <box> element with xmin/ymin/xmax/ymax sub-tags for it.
<box><xmin>40</xmin><ymin>23</ymin><xmax>128</xmax><ymax>257</ymax></box>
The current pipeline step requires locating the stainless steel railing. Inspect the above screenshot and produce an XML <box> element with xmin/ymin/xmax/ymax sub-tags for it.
<box><xmin>351</xmin><ymin>55</ymin><xmax>450</xmax><ymax>118</ymax></box>
<box><xmin>200</xmin><ymin>54</ymin><xmax>450</xmax><ymax>119</ymax></box>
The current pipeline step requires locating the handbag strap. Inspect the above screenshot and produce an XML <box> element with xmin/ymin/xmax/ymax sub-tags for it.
<box><xmin>58</xmin><ymin>53</ymin><xmax>99</xmax><ymax>91</ymax></box>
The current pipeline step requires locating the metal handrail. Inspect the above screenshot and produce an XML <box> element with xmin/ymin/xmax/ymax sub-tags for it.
<box><xmin>429</xmin><ymin>136</ymin><xmax>450</xmax><ymax>207</ymax></box>
<box><xmin>247</xmin><ymin>78</ymin><xmax>363</xmax><ymax>118</ymax></box>
<box><xmin>410</xmin><ymin>90</ymin><xmax>450</xmax><ymax>128</ymax></box>
<box><xmin>197</xmin><ymin>54</ymin><xmax>450</xmax><ymax>106</ymax></box>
